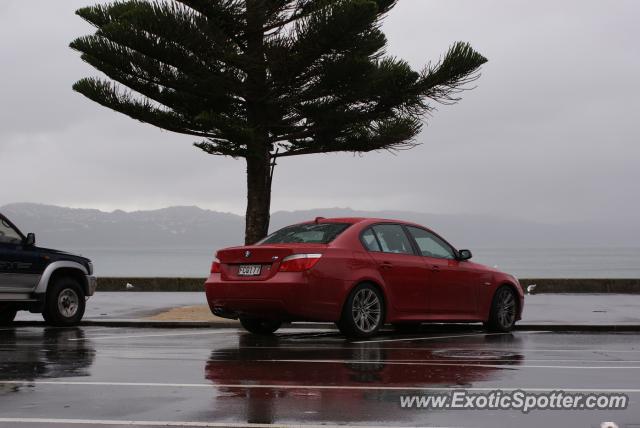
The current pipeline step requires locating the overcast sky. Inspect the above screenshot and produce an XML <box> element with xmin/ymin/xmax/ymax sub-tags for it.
<box><xmin>1</xmin><ymin>0</ymin><xmax>638</xmax><ymax>224</ymax></box>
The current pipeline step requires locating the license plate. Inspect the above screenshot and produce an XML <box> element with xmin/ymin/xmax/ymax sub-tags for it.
<box><xmin>238</xmin><ymin>265</ymin><xmax>262</xmax><ymax>276</ymax></box>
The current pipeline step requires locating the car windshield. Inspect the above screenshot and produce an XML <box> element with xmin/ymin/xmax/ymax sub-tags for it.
<box><xmin>260</xmin><ymin>223</ymin><xmax>350</xmax><ymax>245</ymax></box>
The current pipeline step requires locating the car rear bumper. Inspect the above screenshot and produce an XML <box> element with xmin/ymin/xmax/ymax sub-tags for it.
<box><xmin>205</xmin><ymin>273</ymin><xmax>343</xmax><ymax>322</ymax></box>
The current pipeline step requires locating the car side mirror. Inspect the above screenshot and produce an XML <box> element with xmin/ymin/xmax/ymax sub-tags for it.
<box><xmin>457</xmin><ymin>249</ymin><xmax>472</xmax><ymax>261</ymax></box>
<box><xmin>25</xmin><ymin>233</ymin><xmax>36</xmax><ymax>247</ymax></box>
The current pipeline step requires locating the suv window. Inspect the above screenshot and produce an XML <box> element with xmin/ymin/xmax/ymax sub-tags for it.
<box><xmin>0</xmin><ymin>218</ymin><xmax>22</xmax><ymax>244</ymax></box>
<box><xmin>406</xmin><ymin>226</ymin><xmax>455</xmax><ymax>260</ymax></box>
<box><xmin>260</xmin><ymin>223</ymin><xmax>350</xmax><ymax>244</ymax></box>
<box><xmin>371</xmin><ymin>224</ymin><xmax>414</xmax><ymax>255</ymax></box>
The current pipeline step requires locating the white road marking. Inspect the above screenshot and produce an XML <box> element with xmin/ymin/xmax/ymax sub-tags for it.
<box><xmin>413</xmin><ymin>347</ymin><xmax>640</xmax><ymax>354</ymax></box>
<box><xmin>432</xmin><ymin>347</ymin><xmax>640</xmax><ymax>354</ymax></box>
<box><xmin>352</xmin><ymin>332</ymin><xmax>513</xmax><ymax>344</ymax></box>
<box><xmin>3</xmin><ymin>341</ymin><xmax>640</xmax><ymax>355</ymax></box>
<box><xmin>115</xmin><ymin>345</ymin><xmax>640</xmax><ymax>354</ymax></box>
<box><xmin>70</xmin><ymin>330</ymin><xmax>240</xmax><ymax>341</ymax></box>
<box><xmin>0</xmin><ymin>327</ymin><xmax>114</xmax><ymax>333</ymax></box>
<box><xmin>135</xmin><ymin>357</ymin><xmax>640</xmax><ymax>364</ymax></box>
<box><xmin>250</xmin><ymin>359</ymin><xmax>640</xmax><ymax>369</ymax></box>
<box><xmin>0</xmin><ymin>418</ymin><xmax>460</xmax><ymax>428</ymax></box>
<box><xmin>2</xmin><ymin>380</ymin><xmax>640</xmax><ymax>393</ymax></box>
<box><xmin>72</xmin><ymin>328</ymin><xmax>330</xmax><ymax>341</ymax></box>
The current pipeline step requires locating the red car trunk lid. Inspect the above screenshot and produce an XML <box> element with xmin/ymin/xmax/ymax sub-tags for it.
<box><xmin>217</xmin><ymin>244</ymin><xmax>327</xmax><ymax>281</ymax></box>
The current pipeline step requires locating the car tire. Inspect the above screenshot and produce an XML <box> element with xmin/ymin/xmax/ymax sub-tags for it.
<box><xmin>337</xmin><ymin>283</ymin><xmax>385</xmax><ymax>339</ymax></box>
<box><xmin>239</xmin><ymin>317</ymin><xmax>282</xmax><ymax>335</ymax></box>
<box><xmin>43</xmin><ymin>277</ymin><xmax>86</xmax><ymax>327</ymax></box>
<box><xmin>0</xmin><ymin>305</ymin><xmax>17</xmax><ymax>326</ymax></box>
<box><xmin>485</xmin><ymin>286</ymin><xmax>518</xmax><ymax>332</ymax></box>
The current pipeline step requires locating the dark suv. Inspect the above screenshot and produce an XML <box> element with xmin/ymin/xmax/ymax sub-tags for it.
<box><xmin>0</xmin><ymin>213</ymin><xmax>96</xmax><ymax>326</ymax></box>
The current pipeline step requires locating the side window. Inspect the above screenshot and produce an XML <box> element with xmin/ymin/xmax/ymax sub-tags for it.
<box><xmin>0</xmin><ymin>218</ymin><xmax>22</xmax><ymax>244</ymax></box>
<box><xmin>362</xmin><ymin>229</ymin><xmax>382</xmax><ymax>252</ymax></box>
<box><xmin>372</xmin><ymin>224</ymin><xmax>414</xmax><ymax>255</ymax></box>
<box><xmin>406</xmin><ymin>226</ymin><xmax>455</xmax><ymax>260</ymax></box>
<box><xmin>361</xmin><ymin>228</ymin><xmax>381</xmax><ymax>252</ymax></box>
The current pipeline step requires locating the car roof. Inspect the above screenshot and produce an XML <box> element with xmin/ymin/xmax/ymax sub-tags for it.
<box><xmin>309</xmin><ymin>217</ymin><xmax>426</xmax><ymax>228</ymax></box>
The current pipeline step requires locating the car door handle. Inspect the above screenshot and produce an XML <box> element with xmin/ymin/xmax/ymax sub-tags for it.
<box><xmin>431</xmin><ymin>265</ymin><xmax>441</xmax><ymax>272</ymax></box>
<box><xmin>380</xmin><ymin>262</ymin><xmax>393</xmax><ymax>270</ymax></box>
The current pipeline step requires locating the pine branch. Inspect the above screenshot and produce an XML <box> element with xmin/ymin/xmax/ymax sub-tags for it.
<box><xmin>194</xmin><ymin>140</ymin><xmax>247</xmax><ymax>157</ymax></box>
<box><xmin>72</xmin><ymin>1</ymin><xmax>487</xmax><ymax>162</ymax></box>
<box><xmin>418</xmin><ymin>41</ymin><xmax>488</xmax><ymax>105</ymax></box>
<box><xmin>76</xmin><ymin>2</ymin><xmax>245</xmax><ymax>73</ymax></box>
<box><xmin>162</xmin><ymin>0</ymin><xmax>247</xmax><ymax>50</ymax></box>
<box><xmin>73</xmin><ymin>77</ymin><xmax>220</xmax><ymax>138</ymax></box>
<box><xmin>276</xmin><ymin>116</ymin><xmax>422</xmax><ymax>157</ymax></box>
<box><xmin>262</xmin><ymin>0</ymin><xmax>339</xmax><ymax>33</ymax></box>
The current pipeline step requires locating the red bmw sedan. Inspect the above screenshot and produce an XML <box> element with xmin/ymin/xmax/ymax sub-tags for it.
<box><xmin>205</xmin><ymin>218</ymin><xmax>524</xmax><ymax>338</ymax></box>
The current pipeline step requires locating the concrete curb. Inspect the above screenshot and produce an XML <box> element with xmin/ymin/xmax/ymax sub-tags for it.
<box><xmin>13</xmin><ymin>320</ymin><xmax>640</xmax><ymax>332</ymax></box>
<box><xmin>13</xmin><ymin>320</ymin><xmax>322</xmax><ymax>329</ymax></box>
<box><xmin>95</xmin><ymin>277</ymin><xmax>640</xmax><ymax>293</ymax></box>
<box><xmin>516</xmin><ymin>324</ymin><xmax>640</xmax><ymax>333</ymax></box>
<box><xmin>515</xmin><ymin>324</ymin><xmax>640</xmax><ymax>332</ymax></box>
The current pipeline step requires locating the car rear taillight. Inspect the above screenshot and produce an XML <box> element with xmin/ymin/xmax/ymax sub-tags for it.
<box><xmin>279</xmin><ymin>254</ymin><xmax>322</xmax><ymax>272</ymax></box>
<box><xmin>210</xmin><ymin>258</ymin><xmax>222</xmax><ymax>273</ymax></box>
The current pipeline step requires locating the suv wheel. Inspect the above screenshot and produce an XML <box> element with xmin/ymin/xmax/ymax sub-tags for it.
<box><xmin>43</xmin><ymin>277</ymin><xmax>86</xmax><ymax>326</ymax></box>
<box><xmin>0</xmin><ymin>304</ymin><xmax>17</xmax><ymax>326</ymax></box>
<box><xmin>239</xmin><ymin>317</ymin><xmax>282</xmax><ymax>335</ymax></box>
<box><xmin>337</xmin><ymin>283</ymin><xmax>385</xmax><ymax>338</ymax></box>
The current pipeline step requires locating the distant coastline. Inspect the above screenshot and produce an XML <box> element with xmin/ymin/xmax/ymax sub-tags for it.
<box><xmin>2</xmin><ymin>203</ymin><xmax>639</xmax><ymax>278</ymax></box>
<box><xmin>77</xmin><ymin>246</ymin><xmax>640</xmax><ymax>279</ymax></box>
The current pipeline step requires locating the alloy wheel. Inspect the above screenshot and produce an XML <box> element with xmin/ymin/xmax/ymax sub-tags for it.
<box><xmin>351</xmin><ymin>288</ymin><xmax>382</xmax><ymax>333</ymax></box>
<box><xmin>496</xmin><ymin>288</ymin><xmax>516</xmax><ymax>329</ymax></box>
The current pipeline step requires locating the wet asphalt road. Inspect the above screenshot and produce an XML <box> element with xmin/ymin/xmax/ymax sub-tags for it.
<box><xmin>1</xmin><ymin>326</ymin><xmax>639</xmax><ymax>428</ymax></box>
<box><xmin>15</xmin><ymin>292</ymin><xmax>640</xmax><ymax>325</ymax></box>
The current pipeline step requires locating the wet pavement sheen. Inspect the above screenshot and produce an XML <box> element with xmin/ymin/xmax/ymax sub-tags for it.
<box><xmin>1</xmin><ymin>326</ymin><xmax>639</xmax><ymax>427</ymax></box>
<box><xmin>15</xmin><ymin>292</ymin><xmax>640</xmax><ymax>325</ymax></box>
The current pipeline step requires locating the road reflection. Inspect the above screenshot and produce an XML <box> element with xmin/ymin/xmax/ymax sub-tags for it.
<box><xmin>205</xmin><ymin>332</ymin><xmax>524</xmax><ymax>424</ymax></box>
<box><xmin>0</xmin><ymin>328</ymin><xmax>95</xmax><ymax>393</ymax></box>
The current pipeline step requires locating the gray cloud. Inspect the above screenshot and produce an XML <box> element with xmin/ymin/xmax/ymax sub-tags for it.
<box><xmin>1</xmin><ymin>0</ymin><xmax>638</xmax><ymax>225</ymax></box>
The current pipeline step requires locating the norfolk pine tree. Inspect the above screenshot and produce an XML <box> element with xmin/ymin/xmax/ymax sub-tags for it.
<box><xmin>70</xmin><ymin>0</ymin><xmax>488</xmax><ymax>244</ymax></box>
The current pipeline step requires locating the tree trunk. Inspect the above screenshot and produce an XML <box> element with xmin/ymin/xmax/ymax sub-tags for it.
<box><xmin>243</xmin><ymin>0</ymin><xmax>271</xmax><ymax>245</ymax></box>
<box><xmin>244</xmin><ymin>152</ymin><xmax>272</xmax><ymax>245</ymax></box>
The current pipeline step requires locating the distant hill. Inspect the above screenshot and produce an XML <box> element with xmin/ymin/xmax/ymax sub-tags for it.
<box><xmin>1</xmin><ymin>203</ymin><xmax>637</xmax><ymax>250</ymax></box>
<box><xmin>1</xmin><ymin>203</ymin><xmax>243</xmax><ymax>249</ymax></box>
<box><xmin>269</xmin><ymin>208</ymin><xmax>638</xmax><ymax>249</ymax></box>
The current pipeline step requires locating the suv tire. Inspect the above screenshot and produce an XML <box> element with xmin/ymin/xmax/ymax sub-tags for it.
<box><xmin>43</xmin><ymin>276</ymin><xmax>86</xmax><ymax>327</ymax></box>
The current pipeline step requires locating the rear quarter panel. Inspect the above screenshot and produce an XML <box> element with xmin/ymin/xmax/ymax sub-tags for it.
<box><xmin>315</xmin><ymin>222</ymin><xmax>400</xmax><ymax>321</ymax></box>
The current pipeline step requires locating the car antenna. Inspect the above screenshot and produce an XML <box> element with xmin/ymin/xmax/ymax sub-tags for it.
<box><xmin>314</xmin><ymin>217</ymin><xmax>325</xmax><ymax>224</ymax></box>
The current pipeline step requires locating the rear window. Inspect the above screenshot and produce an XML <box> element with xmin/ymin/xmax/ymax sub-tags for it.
<box><xmin>259</xmin><ymin>223</ymin><xmax>350</xmax><ymax>245</ymax></box>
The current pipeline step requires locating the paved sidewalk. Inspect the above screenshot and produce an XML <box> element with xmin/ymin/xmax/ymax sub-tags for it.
<box><xmin>15</xmin><ymin>292</ymin><xmax>211</xmax><ymax>322</ymax></box>
<box><xmin>15</xmin><ymin>291</ymin><xmax>640</xmax><ymax>326</ymax></box>
<box><xmin>523</xmin><ymin>293</ymin><xmax>640</xmax><ymax>325</ymax></box>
